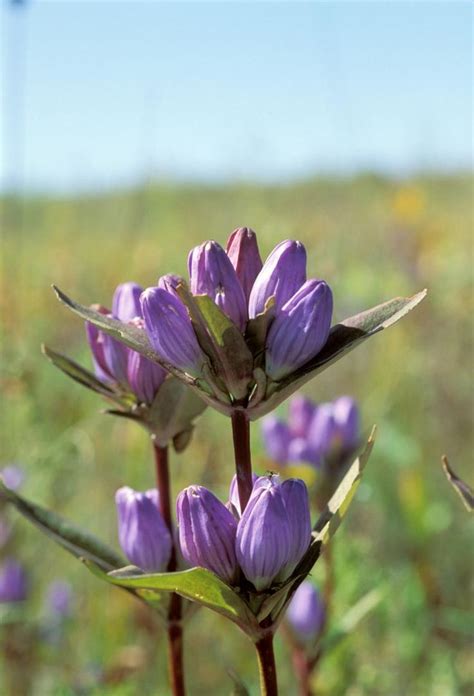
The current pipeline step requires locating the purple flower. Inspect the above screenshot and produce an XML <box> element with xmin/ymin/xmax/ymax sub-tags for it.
<box><xmin>286</xmin><ymin>581</ymin><xmax>325</xmax><ymax>642</ymax></box>
<box><xmin>306</xmin><ymin>404</ymin><xmax>336</xmax><ymax>464</ymax></box>
<box><xmin>248</xmin><ymin>240</ymin><xmax>307</xmax><ymax>319</ymax></box>
<box><xmin>126</xmin><ymin>318</ymin><xmax>167</xmax><ymax>404</ymax></box>
<box><xmin>177</xmin><ymin>486</ymin><xmax>238</xmax><ymax>584</ymax></box>
<box><xmin>141</xmin><ymin>287</ymin><xmax>205</xmax><ymax>375</ymax></box>
<box><xmin>261</xmin><ymin>416</ymin><xmax>291</xmax><ymax>464</ymax></box>
<box><xmin>85</xmin><ymin>305</ymin><xmax>115</xmax><ymax>381</ymax></box>
<box><xmin>188</xmin><ymin>241</ymin><xmax>248</xmax><ymax>330</ymax></box>
<box><xmin>158</xmin><ymin>273</ymin><xmax>183</xmax><ymax>298</ymax></box>
<box><xmin>115</xmin><ymin>487</ymin><xmax>172</xmax><ymax>573</ymax></box>
<box><xmin>236</xmin><ymin>475</ymin><xmax>311</xmax><ymax>590</ymax></box>
<box><xmin>225</xmin><ymin>227</ymin><xmax>263</xmax><ymax>303</ymax></box>
<box><xmin>112</xmin><ymin>282</ymin><xmax>143</xmax><ymax>322</ymax></box>
<box><xmin>228</xmin><ymin>473</ymin><xmax>259</xmax><ymax>516</ymax></box>
<box><xmin>288</xmin><ymin>396</ymin><xmax>316</xmax><ymax>438</ymax></box>
<box><xmin>332</xmin><ymin>396</ymin><xmax>360</xmax><ymax>451</ymax></box>
<box><xmin>1</xmin><ymin>464</ymin><xmax>24</xmax><ymax>491</ymax></box>
<box><xmin>265</xmin><ymin>280</ymin><xmax>333</xmax><ymax>381</ymax></box>
<box><xmin>0</xmin><ymin>559</ymin><xmax>28</xmax><ymax>603</ymax></box>
<box><xmin>45</xmin><ymin>580</ymin><xmax>73</xmax><ymax>618</ymax></box>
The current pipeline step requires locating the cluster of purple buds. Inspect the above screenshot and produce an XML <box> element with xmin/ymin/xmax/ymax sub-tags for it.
<box><xmin>140</xmin><ymin>227</ymin><xmax>333</xmax><ymax>394</ymax></box>
<box><xmin>115</xmin><ymin>486</ymin><xmax>172</xmax><ymax>573</ymax></box>
<box><xmin>86</xmin><ymin>282</ymin><xmax>167</xmax><ymax>405</ymax></box>
<box><xmin>286</xmin><ymin>580</ymin><xmax>326</xmax><ymax>644</ymax></box>
<box><xmin>0</xmin><ymin>558</ymin><xmax>29</xmax><ymax>603</ymax></box>
<box><xmin>177</xmin><ymin>474</ymin><xmax>311</xmax><ymax>591</ymax></box>
<box><xmin>262</xmin><ymin>395</ymin><xmax>360</xmax><ymax>468</ymax></box>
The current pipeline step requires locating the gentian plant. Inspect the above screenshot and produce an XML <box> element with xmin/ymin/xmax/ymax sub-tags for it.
<box><xmin>0</xmin><ymin>226</ymin><xmax>426</xmax><ymax>695</ymax></box>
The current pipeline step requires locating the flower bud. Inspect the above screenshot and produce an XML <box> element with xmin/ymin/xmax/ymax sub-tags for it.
<box><xmin>248</xmin><ymin>240</ymin><xmax>307</xmax><ymax>318</ymax></box>
<box><xmin>286</xmin><ymin>581</ymin><xmax>325</xmax><ymax>642</ymax></box>
<box><xmin>177</xmin><ymin>486</ymin><xmax>238</xmax><ymax>584</ymax></box>
<box><xmin>126</xmin><ymin>318</ymin><xmax>167</xmax><ymax>404</ymax></box>
<box><xmin>265</xmin><ymin>280</ymin><xmax>333</xmax><ymax>380</ymax></box>
<box><xmin>158</xmin><ymin>273</ymin><xmax>183</xmax><ymax>299</ymax></box>
<box><xmin>141</xmin><ymin>287</ymin><xmax>205</xmax><ymax>376</ymax></box>
<box><xmin>85</xmin><ymin>305</ymin><xmax>114</xmax><ymax>381</ymax></box>
<box><xmin>236</xmin><ymin>476</ymin><xmax>292</xmax><ymax>591</ymax></box>
<box><xmin>278</xmin><ymin>479</ymin><xmax>311</xmax><ymax>579</ymax></box>
<box><xmin>225</xmin><ymin>227</ymin><xmax>263</xmax><ymax>302</ymax></box>
<box><xmin>115</xmin><ymin>487</ymin><xmax>172</xmax><ymax>573</ymax></box>
<box><xmin>307</xmin><ymin>403</ymin><xmax>336</xmax><ymax>463</ymax></box>
<box><xmin>0</xmin><ymin>558</ymin><xmax>28</xmax><ymax>603</ymax></box>
<box><xmin>332</xmin><ymin>396</ymin><xmax>360</xmax><ymax>450</ymax></box>
<box><xmin>288</xmin><ymin>396</ymin><xmax>316</xmax><ymax>438</ymax></box>
<box><xmin>188</xmin><ymin>241</ymin><xmax>248</xmax><ymax>330</ymax></box>
<box><xmin>261</xmin><ymin>416</ymin><xmax>291</xmax><ymax>464</ymax></box>
<box><xmin>112</xmin><ymin>282</ymin><xmax>143</xmax><ymax>321</ymax></box>
<box><xmin>228</xmin><ymin>473</ymin><xmax>259</xmax><ymax>517</ymax></box>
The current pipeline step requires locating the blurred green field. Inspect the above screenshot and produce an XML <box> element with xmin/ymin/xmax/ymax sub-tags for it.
<box><xmin>1</xmin><ymin>173</ymin><xmax>473</xmax><ymax>695</ymax></box>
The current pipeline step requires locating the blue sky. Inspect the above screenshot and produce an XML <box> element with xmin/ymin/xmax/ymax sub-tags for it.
<box><xmin>1</xmin><ymin>1</ymin><xmax>472</xmax><ymax>192</ymax></box>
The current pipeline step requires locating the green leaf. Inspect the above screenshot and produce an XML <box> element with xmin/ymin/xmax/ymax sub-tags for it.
<box><xmin>0</xmin><ymin>480</ymin><xmax>125</xmax><ymax>571</ymax></box>
<box><xmin>42</xmin><ymin>344</ymin><xmax>128</xmax><ymax>406</ymax></box>
<box><xmin>249</xmin><ymin>290</ymin><xmax>427</xmax><ymax>419</ymax></box>
<box><xmin>441</xmin><ymin>455</ymin><xmax>474</xmax><ymax>512</ymax></box>
<box><xmin>85</xmin><ymin>562</ymin><xmax>259</xmax><ymax>633</ymax></box>
<box><xmin>147</xmin><ymin>375</ymin><xmax>207</xmax><ymax>448</ymax></box>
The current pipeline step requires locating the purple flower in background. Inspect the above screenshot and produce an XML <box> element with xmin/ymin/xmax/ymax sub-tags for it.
<box><xmin>112</xmin><ymin>282</ymin><xmax>143</xmax><ymax>322</ymax></box>
<box><xmin>261</xmin><ymin>417</ymin><xmax>291</xmax><ymax>464</ymax></box>
<box><xmin>286</xmin><ymin>581</ymin><xmax>325</xmax><ymax>642</ymax></box>
<box><xmin>188</xmin><ymin>240</ymin><xmax>248</xmax><ymax>330</ymax></box>
<box><xmin>261</xmin><ymin>395</ymin><xmax>360</xmax><ymax>468</ymax></box>
<box><xmin>265</xmin><ymin>280</ymin><xmax>333</xmax><ymax>381</ymax></box>
<box><xmin>1</xmin><ymin>464</ymin><xmax>24</xmax><ymax>491</ymax></box>
<box><xmin>45</xmin><ymin>580</ymin><xmax>73</xmax><ymax>618</ymax></box>
<box><xmin>0</xmin><ymin>558</ymin><xmax>28</xmax><ymax>603</ymax></box>
<box><xmin>248</xmin><ymin>240</ymin><xmax>307</xmax><ymax>318</ymax></box>
<box><xmin>177</xmin><ymin>485</ymin><xmax>238</xmax><ymax>583</ymax></box>
<box><xmin>141</xmin><ymin>287</ymin><xmax>205</xmax><ymax>376</ymax></box>
<box><xmin>225</xmin><ymin>227</ymin><xmax>263</xmax><ymax>303</ymax></box>
<box><xmin>116</xmin><ymin>487</ymin><xmax>172</xmax><ymax>573</ymax></box>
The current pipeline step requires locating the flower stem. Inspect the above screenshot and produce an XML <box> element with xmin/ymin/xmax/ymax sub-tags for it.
<box><xmin>231</xmin><ymin>410</ymin><xmax>253</xmax><ymax>512</ymax></box>
<box><xmin>153</xmin><ymin>441</ymin><xmax>185</xmax><ymax>696</ymax></box>
<box><xmin>255</xmin><ymin>633</ymin><xmax>278</xmax><ymax>696</ymax></box>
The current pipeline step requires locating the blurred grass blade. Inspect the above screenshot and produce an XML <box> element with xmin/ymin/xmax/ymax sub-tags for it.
<box><xmin>85</xmin><ymin>561</ymin><xmax>258</xmax><ymax>633</ymax></box>
<box><xmin>251</xmin><ymin>290</ymin><xmax>427</xmax><ymax>418</ymax></box>
<box><xmin>227</xmin><ymin>668</ymin><xmax>250</xmax><ymax>696</ymax></box>
<box><xmin>441</xmin><ymin>455</ymin><xmax>474</xmax><ymax>512</ymax></box>
<box><xmin>321</xmin><ymin>587</ymin><xmax>384</xmax><ymax>653</ymax></box>
<box><xmin>0</xmin><ymin>480</ymin><xmax>125</xmax><ymax>571</ymax></box>
<box><xmin>42</xmin><ymin>344</ymin><xmax>128</xmax><ymax>406</ymax></box>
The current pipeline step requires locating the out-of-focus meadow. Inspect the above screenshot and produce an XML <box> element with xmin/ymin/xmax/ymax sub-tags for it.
<box><xmin>1</xmin><ymin>173</ymin><xmax>473</xmax><ymax>694</ymax></box>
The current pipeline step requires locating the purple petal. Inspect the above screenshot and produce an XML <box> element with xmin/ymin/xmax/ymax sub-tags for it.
<box><xmin>288</xmin><ymin>396</ymin><xmax>317</xmax><ymax>438</ymax></box>
<box><xmin>228</xmin><ymin>473</ymin><xmax>259</xmax><ymax>517</ymax></box>
<box><xmin>278</xmin><ymin>478</ymin><xmax>311</xmax><ymax>579</ymax></box>
<box><xmin>286</xmin><ymin>581</ymin><xmax>325</xmax><ymax>642</ymax></box>
<box><xmin>0</xmin><ymin>558</ymin><xmax>28</xmax><ymax>603</ymax></box>
<box><xmin>261</xmin><ymin>416</ymin><xmax>291</xmax><ymax>464</ymax></box>
<box><xmin>127</xmin><ymin>350</ymin><xmax>167</xmax><ymax>404</ymax></box>
<box><xmin>225</xmin><ymin>227</ymin><xmax>263</xmax><ymax>303</ymax></box>
<box><xmin>248</xmin><ymin>240</ymin><xmax>307</xmax><ymax>319</ymax></box>
<box><xmin>112</xmin><ymin>282</ymin><xmax>143</xmax><ymax>322</ymax></box>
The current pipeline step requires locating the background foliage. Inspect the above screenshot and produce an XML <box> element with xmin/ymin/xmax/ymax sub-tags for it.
<box><xmin>1</xmin><ymin>173</ymin><xmax>473</xmax><ymax>694</ymax></box>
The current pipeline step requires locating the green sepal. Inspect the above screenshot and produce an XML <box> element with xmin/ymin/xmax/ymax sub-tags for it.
<box><xmin>146</xmin><ymin>375</ymin><xmax>207</xmax><ymax>448</ymax></box>
<box><xmin>0</xmin><ymin>480</ymin><xmax>125</xmax><ymax>572</ymax></box>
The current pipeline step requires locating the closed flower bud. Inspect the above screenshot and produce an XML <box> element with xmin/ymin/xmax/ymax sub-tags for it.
<box><xmin>141</xmin><ymin>287</ymin><xmax>205</xmax><ymax>376</ymax></box>
<box><xmin>112</xmin><ymin>282</ymin><xmax>143</xmax><ymax>322</ymax></box>
<box><xmin>126</xmin><ymin>318</ymin><xmax>167</xmax><ymax>404</ymax></box>
<box><xmin>101</xmin><ymin>331</ymin><xmax>130</xmax><ymax>386</ymax></box>
<box><xmin>236</xmin><ymin>476</ymin><xmax>292</xmax><ymax>591</ymax></box>
<box><xmin>261</xmin><ymin>416</ymin><xmax>291</xmax><ymax>464</ymax></box>
<box><xmin>228</xmin><ymin>473</ymin><xmax>259</xmax><ymax>517</ymax></box>
<box><xmin>332</xmin><ymin>396</ymin><xmax>360</xmax><ymax>450</ymax></box>
<box><xmin>0</xmin><ymin>559</ymin><xmax>28</xmax><ymax>603</ymax></box>
<box><xmin>158</xmin><ymin>273</ymin><xmax>183</xmax><ymax>298</ymax></box>
<box><xmin>307</xmin><ymin>404</ymin><xmax>337</xmax><ymax>463</ymax></box>
<box><xmin>115</xmin><ymin>487</ymin><xmax>172</xmax><ymax>573</ymax></box>
<box><xmin>177</xmin><ymin>486</ymin><xmax>238</xmax><ymax>584</ymax></box>
<box><xmin>265</xmin><ymin>280</ymin><xmax>333</xmax><ymax>381</ymax></box>
<box><xmin>286</xmin><ymin>581</ymin><xmax>325</xmax><ymax>642</ymax></box>
<box><xmin>248</xmin><ymin>240</ymin><xmax>307</xmax><ymax>318</ymax></box>
<box><xmin>188</xmin><ymin>241</ymin><xmax>248</xmax><ymax>330</ymax></box>
<box><xmin>85</xmin><ymin>305</ymin><xmax>114</xmax><ymax>381</ymax></box>
<box><xmin>278</xmin><ymin>479</ymin><xmax>311</xmax><ymax>579</ymax></box>
<box><xmin>289</xmin><ymin>396</ymin><xmax>316</xmax><ymax>438</ymax></box>
<box><xmin>225</xmin><ymin>227</ymin><xmax>263</xmax><ymax>302</ymax></box>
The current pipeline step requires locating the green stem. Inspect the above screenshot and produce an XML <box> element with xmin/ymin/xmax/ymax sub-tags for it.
<box><xmin>231</xmin><ymin>410</ymin><xmax>253</xmax><ymax>512</ymax></box>
<box><xmin>153</xmin><ymin>442</ymin><xmax>185</xmax><ymax>696</ymax></box>
<box><xmin>255</xmin><ymin>633</ymin><xmax>278</xmax><ymax>696</ymax></box>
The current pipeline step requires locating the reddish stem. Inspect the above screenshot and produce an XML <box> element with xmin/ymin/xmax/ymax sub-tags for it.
<box><xmin>255</xmin><ymin>633</ymin><xmax>278</xmax><ymax>696</ymax></box>
<box><xmin>231</xmin><ymin>410</ymin><xmax>253</xmax><ymax>512</ymax></box>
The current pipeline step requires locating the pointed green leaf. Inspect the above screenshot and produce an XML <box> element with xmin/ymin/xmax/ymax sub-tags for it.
<box><xmin>85</xmin><ymin>561</ymin><xmax>258</xmax><ymax>632</ymax></box>
<box><xmin>147</xmin><ymin>375</ymin><xmax>207</xmax><ymax>447</ymax></box>
<box><xmin>442</xmin><ymin>456</ymin><xmax>474</xmax><ymax>512</ymax></box>
<box><xmin>42</xmin><ymin>344</ymin><xmax>128</xmax><ymax>406</ymax></box>
<box><xmin>249</xmin><ymin>290</ymin><xmax>427</xmax><ymax>419</ymax></box>
<box><xmin>0</xmin><ymin>480</ymin><xmax>125</xmax><ymax>571</ymax></box>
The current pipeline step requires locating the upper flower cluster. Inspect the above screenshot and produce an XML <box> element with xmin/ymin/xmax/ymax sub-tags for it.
<box><xmin>177</xmin><ymin>473</ymin><xmax>311</xmax><ymax>591</ymax></box>
<box><xmin>262</xmin><ymin>395</ymin><xmax>360</xmax><ymax>468</ymax></box>
<box><xmin>87</xmin><ymin>282</ymin><xmax>166</xmax><ymax>405</ymax></box>
<box><xmin>140</xmin><ymin>228</ymin><xmax>333</xmax><ymax>403</ymax></box>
